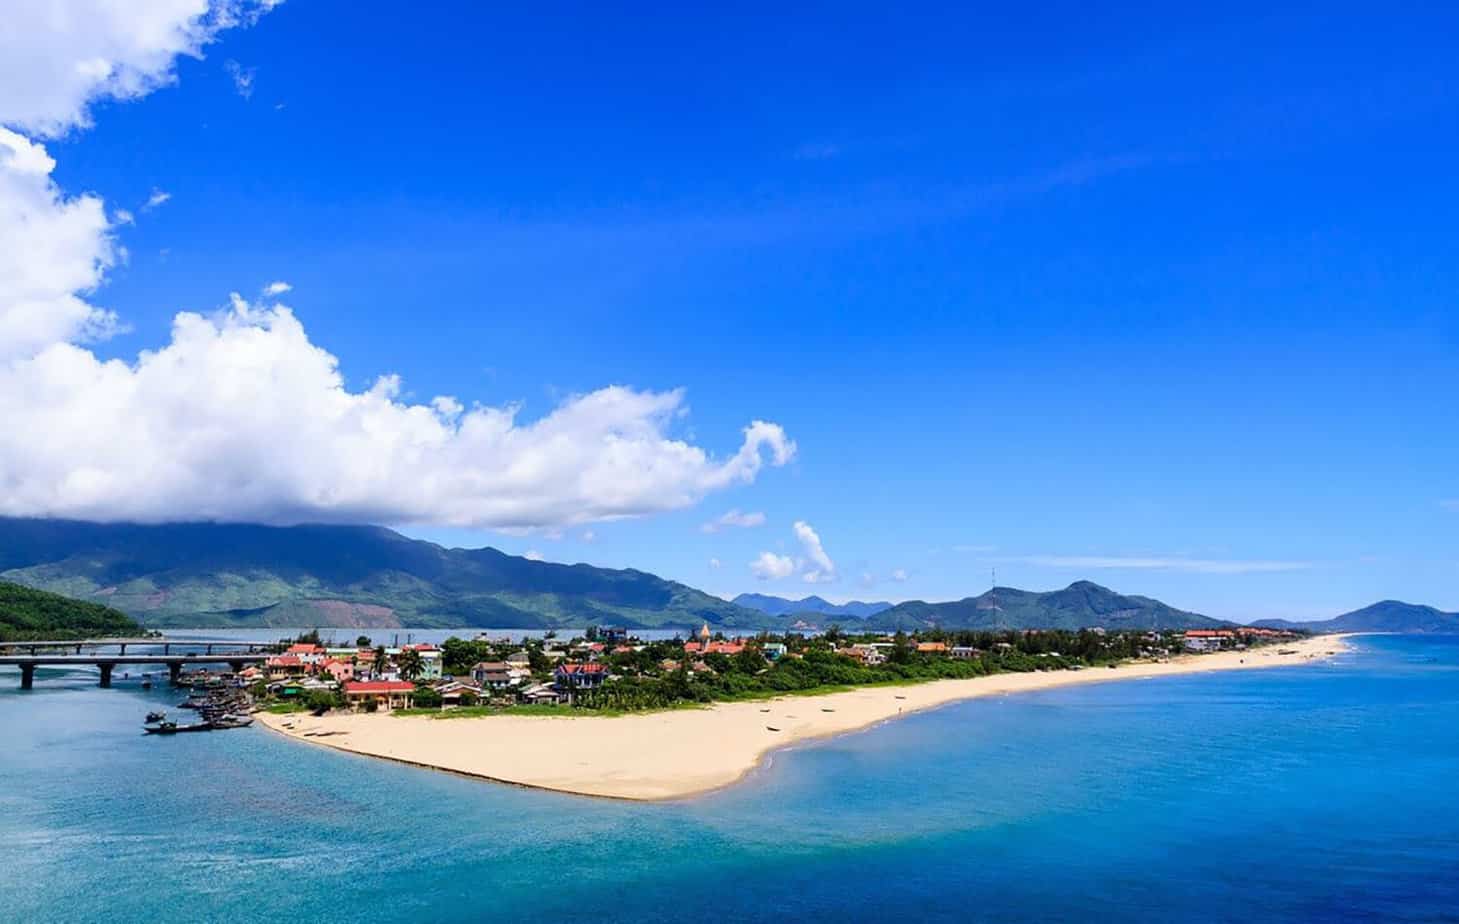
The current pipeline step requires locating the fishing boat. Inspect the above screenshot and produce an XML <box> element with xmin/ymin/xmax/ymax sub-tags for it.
<box><xmin>144</xmin><ymin>710</ymin><xmax>167</xmax><ymax>724</ymax></box>
<box><xmin>144</xmin><ymin>720</ymin><xmax>213</xmax><ymax>735</ymax></box>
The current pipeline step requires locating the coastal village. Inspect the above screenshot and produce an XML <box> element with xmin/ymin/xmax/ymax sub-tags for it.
<box><xmin>249</xmin><ymin>623</ymin><xmax>1306</xmax><ymax>715</ymax></box>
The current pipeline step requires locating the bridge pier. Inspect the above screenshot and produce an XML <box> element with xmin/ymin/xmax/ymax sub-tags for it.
<box><xmin>98</xmin><ymin>663</ymin><xmax>114</xmax><ymax>688</ymax></box>
<box><xmin>20</xmin><ymin>664</ymin><xmax>34</xmax><ymax>690</ymax></box>
<box><xmin>169</xmin><ymin>662</ymin><xmax>182</xmax><ymax>686</ymax></box>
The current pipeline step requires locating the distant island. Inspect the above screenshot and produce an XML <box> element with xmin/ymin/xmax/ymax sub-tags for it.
<box><xmin>0</xmin><ymin>580</ymin><xmax>142</xmax><ymax>642</ymax></box>
<box><xmin>733</xmin><ymin>593</ymin><xmax>894</xmax><ymax>619</ymax></box>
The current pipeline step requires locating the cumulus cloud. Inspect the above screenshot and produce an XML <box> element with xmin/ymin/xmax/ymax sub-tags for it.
<box><xmin>0</xmin><ymin>0</ymin><xmax>795</xmax><ymax>533</ymax></box>
<box><xmin>0</xmin><ymin>0</ymin><xmax>280</xmax><ymax>138</ymax></box>
<box><xmin>0</xmin><ymin>128</ymin><xmax>123</xmax><ymax>359</ymax></box>
<box><xmin>750</xmin><ymin>551</ymin><xmax>795</xmax><ymax>581</ymax></box>
<box><xmin>0</xmin><ymin>294</ymin><xmax>796</xmax><ymax>528</ymax></box>
<box><xmin>751</xmin><ymin>520</ymin><xmax>838</xmax><ymax>583</ymax></box>
<box><xmin>793</xmin><ymin>520</ymin><xmax>836</xmax><ymax>583</ymax></box>
<box><xmin>700</xmin><ymin>508</ymin><xmax>766</xmax><ymax>533</ymax></box>
<box><xmin>262</xmin><ymin>280</ymin><xmax>292</xmax><ymax>295</ymax></box>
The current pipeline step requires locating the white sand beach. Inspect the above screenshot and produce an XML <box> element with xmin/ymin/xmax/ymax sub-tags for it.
<box><xmin>259</xmin><ymin>634</ymin><xmax>1350</xmax><ymax>801</ymax></box>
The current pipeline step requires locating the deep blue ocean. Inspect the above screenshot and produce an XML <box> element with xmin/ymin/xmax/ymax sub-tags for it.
<box><xmin>3</xmin><ymin>634</ymin><xmax>1457</xmax><ymax>923</ymax></box>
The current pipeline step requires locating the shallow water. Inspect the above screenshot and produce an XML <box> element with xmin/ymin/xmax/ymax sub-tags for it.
<box><xmin>3</xmin><ymin>635</ymin><xmax>1456</xmax><ymax>922</ymax></box>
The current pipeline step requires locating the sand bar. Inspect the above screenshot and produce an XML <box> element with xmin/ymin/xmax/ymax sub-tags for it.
<box><xmin>258</xmin><ymin>633</ymin><xmax>1351</xmax><ymax>800</ymax></box>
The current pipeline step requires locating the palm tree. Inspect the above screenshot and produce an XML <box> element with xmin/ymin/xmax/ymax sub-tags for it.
<box><xmin>397</xmin><ymin>647</ymin><xmax>424</xmax><ymax>683</ymax></box>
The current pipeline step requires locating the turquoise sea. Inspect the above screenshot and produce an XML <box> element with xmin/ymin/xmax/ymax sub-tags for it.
<box><xmin>3</xmin><ymin>634</ymin><xmax>1457</xmax><ymax>922</ymax></box>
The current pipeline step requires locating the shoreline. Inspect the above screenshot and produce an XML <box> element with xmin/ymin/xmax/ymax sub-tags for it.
<box><xmin>258</xmin><ymin>633</ymin><xmax>1352</xmax><ymax>801</ymax></box>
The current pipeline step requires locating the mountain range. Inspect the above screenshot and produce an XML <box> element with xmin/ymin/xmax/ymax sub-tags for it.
<box><xmin>862</xmin><ymin>581</ymin><xmax>1230</xmax><ymax>631</ymax></box>
<box><xmin>0</xmin><ymin>518</ymin><xmax>763</xmax><ymax>630</ymax></box>
<box><xmin>732</xmin><ymin>593</ymin><xmax>894</xmax><ymax>619</ymax></box>
<box><xmin>1255</xmin><ymin>601</ymin><xmax>1459</xmax><ymax>634</ymax></box>
<box><xmin>0</xmin><ymin>517</ymin><xmax>1449</xmax><ymax>634</ymax></box>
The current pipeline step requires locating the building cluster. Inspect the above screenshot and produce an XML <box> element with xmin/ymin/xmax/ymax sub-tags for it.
<box><xmin>1182</xmin><ymin>627</ymin><xmax>1300</xmax><ymax>652</ymax></box>
<box><xmin>256</xmin><ymin>621</ymin><xmax>1305</xmax><ymax>712</ymax></box>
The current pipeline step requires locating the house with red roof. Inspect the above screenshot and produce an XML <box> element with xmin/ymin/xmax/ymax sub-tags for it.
<box><xmin>343</xmin><ymin>680</ymin><xmax>415</xmax><ymax>711</ymax></box>
<box><xmin>554</xmin><ymin>662</ymin><xmax>607</xmax><ymax>691</ymax></box>
<box><xmin>321</xmin><ymin>658</ymin><xmax>355</xmax><ymax>683</ymax></box>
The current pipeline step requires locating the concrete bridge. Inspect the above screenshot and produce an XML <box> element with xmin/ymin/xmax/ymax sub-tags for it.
<box><xmin>0</xmin><ymin>638</ymin><xmax>275</xmax><ymax>689</ymax></box>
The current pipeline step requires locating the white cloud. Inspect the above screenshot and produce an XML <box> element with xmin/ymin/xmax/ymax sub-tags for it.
<box><xmin>113</xmin><ymin>208</ymin><xmax>134</xmax><ymax>225</ymax></box>
<box><xmin>262</xmin><ymin>280</ymin><xmax>291</xmax><ymax>296</ymax></box>
<box><xmin>700</xmin><ymin>508</ymin><xmax>766</xmax><ymax>533</ymax></box>
<box><xmin>793</xmin><ymin>519</ymin><xmax>836</xmax><ymax>583</ymax></box>
<box><xmin>523</xmin><ymin>549</ymin><xmax>545</xmax><ymax>562</ymax></box>
<box><xmin>580</xmin><ymin>529</ymin><xmax>596</xmax><ymax>543</ymax></box>
<box><xmin>143</xmin><ymin>188</ymin><xmax>171</xmax><ymax>211</ymax></box>
<box><xmin>750</xmin><ymin>551</ymin><xmax>795</xmax><ymax>581</ymax></box>
<box><xmin>891</xmin><ymin>568</ymin><xmax>909</xmax><ymax>582</ymax></box>
<box><xmin>752</xmin><ymin>520</ymin><xmax>839</xmax><ymax>583</ymax></box>
<box><xmin>0</xmin><ymin>296</ymin><xmax>796</xmax><ymax>527</ymax></box>
<box><xmin>0</xmin><ymin>0</ymin><xmax>280</xmax><ymax>138</ymax></box>
<box><xmin>223</xmin><ymin>59</ymin><xmax>255</xmax><ymax>99</ymax></box>
<box><xmin>0</xmin><ymin>2</ymin><xmax>794</xmax><ymax>533</ymax></box>
<box><xmin>1011</xmin><ymin>555</ymin><xmax>1312</xmax><ymax>575</ymax></box>
<box><xmin>708</xmin><ymin>557</ymin><xmax>721</xmax><ymax>569</ymax></box>
<box><xmin>0</xmin><ymin>128</ymin><xmax>123</xmax><ymax>360</ymax></box>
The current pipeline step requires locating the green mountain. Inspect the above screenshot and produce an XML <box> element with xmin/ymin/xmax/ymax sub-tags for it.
<box><xmin>0</xmin><ymin>519</ymin><xmax>1235</xmax><ymax>633</ymax></box>
<box><xmin>1255</xmin><ymin>600</ymin><xmax>1459</xmax><ymax>634</ymax></box>
<box><xmin>861</xmin><ymin>581</ymin><xmax>1229</xmax><ymax>631</ymax></box>
<box><xmin>0</xmin><ymin>580</ymin><xmax>141</xmax><ymax>641</ymax></box>
<box><xmin>0</xmin><ymin>518</ymin><xmax>766</xmax><ymax>630</ymax></box>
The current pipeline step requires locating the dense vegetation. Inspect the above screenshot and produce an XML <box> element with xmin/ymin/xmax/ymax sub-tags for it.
<box><xmin>427</xmin><ymin>628</ymin><xmax>1184</xmax><ymax>714</ymax></box>
<box><xmin>0</xmin><ymin>580</ymin><xmax>142</xmax><ymax>641</ymax></box>
<box><xmin>575</xmin><ymin>629</ymin><xmax>1155</xmax><ymax>711</ymax></box>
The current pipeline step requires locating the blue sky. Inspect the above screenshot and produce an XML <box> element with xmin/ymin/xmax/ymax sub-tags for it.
<box><xmin>17</xmin><ymin>1</ymin><xmax>1459</xmax><ymax>620</ymax></box>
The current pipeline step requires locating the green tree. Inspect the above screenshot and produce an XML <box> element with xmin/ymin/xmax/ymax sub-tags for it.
<box><xmin>732</xmin><ymin>647</ymin><xmax>767</xmax><ymax>674</ymax></box>
<box><xmin>355</xmin><ymin>635</ymin><xmax>372</xmax><ymax>648</ymax></box>
<box><xmin>305</xmin><ymin>689</ymin><xmax>338</xmax><ymax>714</ymax></box>
<box><xmin>412</xmin><ymin>684</ymin><xmax>442</xmax><ymax>709</ymax></box>
<box><xmin>397</xmin><ymin>647</ymin><xmax>425</xmax><ymax>682</ymax></box>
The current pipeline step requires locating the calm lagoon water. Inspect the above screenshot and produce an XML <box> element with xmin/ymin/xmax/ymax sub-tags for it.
<box><xmin>3</xmin><ymin>635</ymin><xmax>1457</xmax><ymax>922</ymax></box>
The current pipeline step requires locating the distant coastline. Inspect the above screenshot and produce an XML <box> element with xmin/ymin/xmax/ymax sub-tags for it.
<box><xmin>259</xmin><ymin>633</ymin><xmax>1352</xmax><ymax>801</ymax></box>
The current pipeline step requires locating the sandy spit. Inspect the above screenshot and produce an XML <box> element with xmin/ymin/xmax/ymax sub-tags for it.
<box><xmin>258</xmin><ymin>633</ymin><xmax>1351</xmax><ymax>801</ymax></box>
